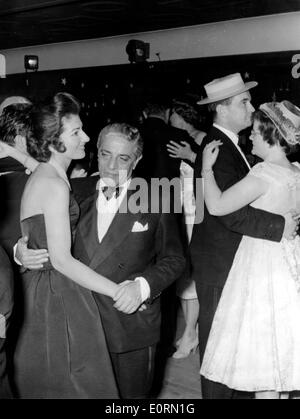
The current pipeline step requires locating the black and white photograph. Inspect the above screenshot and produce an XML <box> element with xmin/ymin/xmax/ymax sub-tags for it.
<box><xmin>0</xmin><ymin>0</ymin><xmax>300</xmax><ymax>402</ymax></box>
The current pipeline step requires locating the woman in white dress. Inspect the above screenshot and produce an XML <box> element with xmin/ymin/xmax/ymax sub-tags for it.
<box><xmin>167</xmin><ymin>101</ymin><xmax>206</xmax><ymax>359</ymax></box>
<box><xmin>200</xmin><ymin>100</ymin><xmax>300</xmax><ymax>399</ymax></box>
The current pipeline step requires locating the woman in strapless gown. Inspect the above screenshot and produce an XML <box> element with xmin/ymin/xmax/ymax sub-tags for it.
<box><xmin>9</xmin><ymin>93</ymin><xmax>120</xmax><ymax>399</ymax></box>
<box><xmin>200</xmin><ymin>101</ymin><xmax>300</xmax><ymax>399</ymax></box>
<box><xmin>15</xmin><ymin>196</ymin><xmax>118</xmax><ymax>399</ymax></box>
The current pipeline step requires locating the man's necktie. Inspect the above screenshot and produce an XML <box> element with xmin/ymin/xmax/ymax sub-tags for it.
<box><xmin>101</xmin><ymin>186</ymin><xmax>122</xmax><ymax>200</ymax></box>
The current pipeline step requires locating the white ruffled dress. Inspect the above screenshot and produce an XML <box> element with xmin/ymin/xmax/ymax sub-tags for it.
<box><xmin>200</xmin><ymin>162</ymin><xmax>300</xmax><ymax>392</ymax></box>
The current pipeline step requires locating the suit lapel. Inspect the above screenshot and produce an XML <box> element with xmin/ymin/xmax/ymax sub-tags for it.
<box><xmin>212</xmin><ymin>127</ymin><xmax>250</xmax><ymax>174</ymax></box>
<box><xmin>77</xmin><ymin>192</ymin><xmax>99</xmax><ymax>261</ymax></box>
<box><xmin>89</xmin><ymin>185</ymin><xmax>145</xmax><ymax>270</ymax></box>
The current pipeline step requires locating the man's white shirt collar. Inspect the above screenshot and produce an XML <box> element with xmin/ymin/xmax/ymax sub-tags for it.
<box><xmin>213</xmin><ymin>123</ymin><xmax>251</xmax><ymax>169</ymax></box>
<box><xmin>97</xmin><ymin>178</ymin><xmax>131</xmax><ymax>199</ymax></box>
<box><xmin>213</xmin><ymin>123</ymin><xmax>239</xmax><ymax>146</ymax></box>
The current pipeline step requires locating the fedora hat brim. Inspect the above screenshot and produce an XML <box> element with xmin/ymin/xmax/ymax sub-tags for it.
<box><xmin>197</xmin><ymin>81</ymin><xmax>258</xmax><ymax>105</ymax></box>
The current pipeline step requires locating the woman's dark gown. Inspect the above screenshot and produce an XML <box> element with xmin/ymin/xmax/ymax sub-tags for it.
<box><xmin>14</xmin><ymin>195</ymin><xmax>118</xmax><ymax>399</ymax></box>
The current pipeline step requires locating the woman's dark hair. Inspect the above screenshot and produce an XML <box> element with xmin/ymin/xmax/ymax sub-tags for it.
<box><xmin>0</xmin><ymin>103</ymin><xmax>33</xmax><ymax>146</ymax></box>
<box><xmin>27</xmin><ymin>92</ymin><xmax>80</xmax><ymax>162</ymax></box>
<box><xmin>171</xmin><ymin>100</ymin><xmax>201</xmax><ymax>127</ymax></box>
<box><xmin>254</xmin><ymin>110</ymin><xmax>298</xmax><ymax>155</ymax></box>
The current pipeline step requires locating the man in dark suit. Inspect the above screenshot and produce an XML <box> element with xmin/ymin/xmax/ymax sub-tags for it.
<box><xmin>0</xmin><ymin>102</ymin><xmax>32</xmax><ymax>260</ymax></box>
<box><xmin>0</xmin><ymin>100</ymin><xmax>33</xmax><ymax>397</ymax></box>
<box><xmin>18</xmin><ymin>123</ymin><xmax>185</xmax><ymax>399</ymax></box>
<box><xmin>190</xmin><ymin>73</ymin><xmax>299</xmax><ymax>399</ymax></box>
<box><xmin>0</xmin><ymin>245</ymin><xmax>14</xmax><ymax>399</ymax></box>
<box><xmin>138</xmin><ymin>100</ymin><xmax>197</xmax><ymax>181</ymax></box>
<box><xmin>138</xmin><ymin>100</ymin><xmax>197</xmax><ymax>358</ymax></box>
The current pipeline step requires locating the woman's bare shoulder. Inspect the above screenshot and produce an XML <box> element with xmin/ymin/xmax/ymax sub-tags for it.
<box><xmin>27</xmin><ymin>164</ymin><xmax>69</xmax><ymax>199</ymax></box>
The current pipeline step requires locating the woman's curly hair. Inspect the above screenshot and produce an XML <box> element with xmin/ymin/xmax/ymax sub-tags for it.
<box><xmin>27</xmin><ymin>92</ymin><xmax>81</xmax><ymax>162</ymax></box>
<box><xmin>171</xmin><ymin>100</ymin><xmax>205</xmax><ymax>128</ymax></box>
<box><xmin>254</xmin><ymin>110</ymin><xmax>298</xmax><ymax>156</ymax></box>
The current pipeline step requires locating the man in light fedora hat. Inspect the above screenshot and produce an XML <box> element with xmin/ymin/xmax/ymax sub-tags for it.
<box><xmin>190</xmin><ymin>72</ymin><xmax>300</xmax><ymax>399</ymax></box>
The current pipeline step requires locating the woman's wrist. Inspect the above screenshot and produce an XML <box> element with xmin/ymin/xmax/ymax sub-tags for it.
<box><xmin>201</xmin><ymin>167</ymin><xmax>214</xmax><ymax>178</ymax></box>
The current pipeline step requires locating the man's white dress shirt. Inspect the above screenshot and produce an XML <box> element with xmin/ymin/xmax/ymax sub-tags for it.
<box><xmin>96</xmin><ymin>178</ymin><xmax>150</xmax><ymax>302</ymax></box>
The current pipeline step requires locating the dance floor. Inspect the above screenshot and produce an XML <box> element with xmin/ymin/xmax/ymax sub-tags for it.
<box><xmin>157</xmin><ymin>309</ymin><xmax>202</xmax><ymax>399</ymax></box>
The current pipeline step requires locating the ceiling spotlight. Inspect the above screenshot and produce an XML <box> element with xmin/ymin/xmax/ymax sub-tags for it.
<box><xmin>24</xmin><ymin>55</ymin><xmax>39</xmax><ymax>72</ymax></box>
<box><xmin>126</xmin><ymin>40</ymin><xmax>150</xmax><ymax>64</ymax></box>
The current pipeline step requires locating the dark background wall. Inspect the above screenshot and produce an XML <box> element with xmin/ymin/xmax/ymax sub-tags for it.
<box><xmin>0</xmin><ymin>50</ymin><xmax>299</xmax><ymax>165</ymax></box>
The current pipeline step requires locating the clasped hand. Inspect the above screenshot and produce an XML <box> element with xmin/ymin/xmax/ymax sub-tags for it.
<box><xmin>113</xmin><ymin>281</ymin><xmax>146</xmax><ymax>315</ymax></box>
<box><xmin>15</xmin><ymin>237</ymin><xmax>146</xmax><ymax>315</ymax></box>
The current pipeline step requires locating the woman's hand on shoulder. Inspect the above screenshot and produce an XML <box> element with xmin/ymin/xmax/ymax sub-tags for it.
<box><xmin>202</xmin><ymin>140</ymin><xmax>223</xmax><ymax>171</ymax></box>
<box><xmin>167</xmin><ymin>141</ymin><xmax>194</xmax><ymax>162</ymax></box>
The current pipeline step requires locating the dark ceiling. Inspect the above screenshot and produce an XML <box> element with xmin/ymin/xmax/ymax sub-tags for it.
<box><xmin>0</xmin><ymin>0</ymin><xmax>300</xmax><ymax>50</ymax></box>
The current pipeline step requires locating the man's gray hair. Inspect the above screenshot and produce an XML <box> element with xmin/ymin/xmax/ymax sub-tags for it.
<box><xmin>97</xmin><ymin>123</ymin><xmax>143</xmax><ymax>159</ymax></box>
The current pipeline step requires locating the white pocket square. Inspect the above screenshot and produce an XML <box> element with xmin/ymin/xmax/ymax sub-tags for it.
<box><xmin>131</xmin><ymin>221</ymin><xmax>149</xmax><ymax>233</ymax></box>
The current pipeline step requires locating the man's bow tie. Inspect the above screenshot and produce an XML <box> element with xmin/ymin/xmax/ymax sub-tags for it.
<box><xmin>101</xmin><ymin>186</ymin><xmax>122</xmax><ymax>200</ymax></box>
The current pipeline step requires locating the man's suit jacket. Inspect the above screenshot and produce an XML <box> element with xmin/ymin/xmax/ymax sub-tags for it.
<box><xmin>0</xmin><ymin>245</ymin><xmax>14</xmax><ymax>399</ymax></box>
<box><xmin>138</xmin><ymin>117</ymin><xmax>198</xmax><ymax>181</ymax></box>
<box><xmin>0</xmin><ymin>158</ymin><xmax>30</xmax><ymax>260</ymax></box>
<box><xmin>190</xmin><ymin>126</ymin><xmax>285</xmax><ymax>289</ymax></box>
<box><xmin>73</xmin><ymin>178</ymin><xmax>186</xmax><ymax>353</ymax></box>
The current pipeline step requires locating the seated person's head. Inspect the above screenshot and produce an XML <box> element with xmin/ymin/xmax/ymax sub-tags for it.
<box><xmin>0</xmin><ymin>103</ymin><xmax>33</xmax><ymax>153</ymax></box>
<box><xmin>97</xmin><ymin>123</ymin><xmax>143</xmax><ymax>186</ymax></box>
<box><xmin>27</xmin><ymin>92</ymin><xmax>89</xmax><ymax>163</ymax></box>
<box><xmin>250</xmin><ymin>101</ymin><xmax>300</xmax><ymax>158</ymax></box>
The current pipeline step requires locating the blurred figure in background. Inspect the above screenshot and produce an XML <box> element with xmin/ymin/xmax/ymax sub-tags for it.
<box><xmin>167</xmin><ymin>100</ymin><xmax>206</xmax><ymax>359</ymax></box>
<box><xmin>69</xmin><ymin>161</ymin><xmax>88</xmax><ymax>179</ymax></box>
<box><xmin>139</xmin><ymin>97</ymin><xmax>197</xmax><ymax>360</ymax></box>
<box><xmin>139</xmin><ymin>97</ymin><xmax>197</xmax><ymax>181</ymax></box>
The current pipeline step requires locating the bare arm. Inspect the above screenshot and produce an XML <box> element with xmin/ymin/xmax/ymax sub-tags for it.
<box><xmin>202</xmin><ymin>140</ymin><xmax>268</xmax><ymax>216</ymax></box>
<box><xmin>0</xmin><ymin>141</ymin><xmax>38</xmax><ymax>172</ymax></box>
<box><xmin>41</xmin><ymin>178</ymin><xmax>118</xmax><ymax>298</ymax></box>
<box><xmin>204</xmin><ymin>172</ymin><xmax>268</xmax><ymax>216</ymax></box>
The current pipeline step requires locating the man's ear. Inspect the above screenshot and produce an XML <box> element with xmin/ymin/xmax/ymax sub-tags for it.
<box><xmin>217</xmin><ymin>103</ymin><xmax>227</xmax><ymax>118</ymax></box>
<box><xmin>14</xmin><ymin>135</ymin><xmax>27</xmax><ymax>153</ymax></box>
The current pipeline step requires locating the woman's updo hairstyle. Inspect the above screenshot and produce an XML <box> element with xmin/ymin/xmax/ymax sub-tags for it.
<box><xmin>254</xmin><ymin>110</ymin><xmax>297</xmax><ymax>155</ymax></box>
<box><xmin>27</xmin><ymin>92</ymin><xmax>80</xmax><ymax>162</ymax></box>
<box><xmin>171</xmin><ymin>100</ymin><xmax>200</xmax><ymax>128</ymax></box>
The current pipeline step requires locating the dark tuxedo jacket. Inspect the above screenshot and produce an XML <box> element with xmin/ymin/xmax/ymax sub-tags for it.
<box><xmin>138</xmin><ymin>117</ymin><xmax>198</xmax><ymax>180</ymax></box>
<box><xmin>73</xmin><ymin>178</ymin><xmax>185</xmax><ymax>353</ymax></box>
<box><xmin>0</xmin><ymin>158</ymin><xmax>30</xmax><ymax>260</ymax></box>
<box><xmin>0</xmin><ymin>246</ymin><xmax>14</xmax><ymax>399</ymax></box>
<box><xmin>190</xmin><ymin>126</ymin><xmax>285</xmax><ymax>289</ymax></box>
<box><xmin>0</xmin><ymin>158</ymin><xmax>91</xmax><ymax>259</ymax></box>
